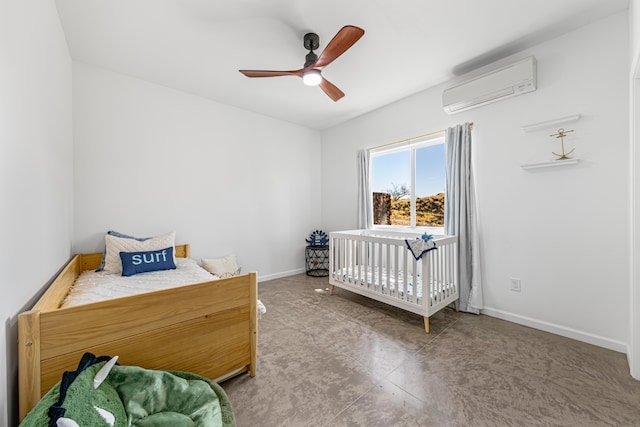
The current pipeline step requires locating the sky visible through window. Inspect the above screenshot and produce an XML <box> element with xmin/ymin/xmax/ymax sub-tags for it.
<box><xmin>372</xmin><ymin>144</ymin><xmax>445</xmax><ymax>197</ymax></box>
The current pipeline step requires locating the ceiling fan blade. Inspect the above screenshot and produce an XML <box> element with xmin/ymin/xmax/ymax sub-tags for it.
<box><xmin>319</xmin><ymin>77</ymin><xmax>345</xmax><ymax>101</ymax></box>
<box><xmin>314</xmin><ymin>25</ymin><xmax>365</xmax><ymax>69</ymax></box>
<box><xmin>239</xmin><ymin>69</ymin><xmax>302</xmax><ymax>78</ymax></box>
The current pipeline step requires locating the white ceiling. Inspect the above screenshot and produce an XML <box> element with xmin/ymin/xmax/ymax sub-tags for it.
<box><xmin>54</xmin><ymin>0</ymin><xmax>629</xmax><ymax>130</ymax></box>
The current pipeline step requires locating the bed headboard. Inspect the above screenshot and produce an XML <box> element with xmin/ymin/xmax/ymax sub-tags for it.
<box><xmin>80</xmin><ymin>244</ymin><xmax>191</xmax><ymax>271</ymax></box>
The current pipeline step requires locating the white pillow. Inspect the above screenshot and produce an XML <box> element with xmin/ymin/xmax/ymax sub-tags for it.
<box><xmin>201</xmin><ymin>255</ymin><xmax>241</xmax><ymax>278</ymax></box>
<box><xmin>103</xmin><ymin>231</ymin><xmax>176</xmax><ymax>274</ymax></box>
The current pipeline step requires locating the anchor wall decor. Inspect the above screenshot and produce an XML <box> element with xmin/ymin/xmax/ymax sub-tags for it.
<box><xmin>550</xmin><ymin>128</ymin><xmax>575</xmax><ymax>160</ymax></box>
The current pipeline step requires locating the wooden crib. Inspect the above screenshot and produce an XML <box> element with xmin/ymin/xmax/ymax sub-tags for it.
<box><xmin>329</xmin><ymin>229</ymin><xmax>458</xmax><ymax>333</ymax></box>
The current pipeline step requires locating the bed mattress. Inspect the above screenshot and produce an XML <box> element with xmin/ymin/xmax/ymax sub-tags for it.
<box><xmin>60</xmin><ymin>258</ymin><xmax>219</xmax><ymax>308</ymax></box>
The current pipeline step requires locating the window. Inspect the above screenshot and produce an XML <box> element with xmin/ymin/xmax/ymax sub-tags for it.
<box><xmin>370</xmin><ymin>135</ymin><xmax>445</xmax><ymax>229</ymax></box>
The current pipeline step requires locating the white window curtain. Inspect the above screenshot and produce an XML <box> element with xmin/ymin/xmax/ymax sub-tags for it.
<box><xmin>445</xmin><ymin>123</ymin><xmax>483</xmax><ymax>314</ymax></box>
<box><xmin>357</xmin><ymin>149</ymin><xmax>372</xmax><ymax>229</ymax></box>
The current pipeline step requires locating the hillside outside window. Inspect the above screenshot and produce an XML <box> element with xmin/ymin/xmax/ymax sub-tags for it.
<box><xmin>370</xmin><ymin>135</ymin><xmax>445</xmax><ymax>229</ymax></box>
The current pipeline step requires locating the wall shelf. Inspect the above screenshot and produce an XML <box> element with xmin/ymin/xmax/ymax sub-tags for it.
<box><xmin>521</xmin><ymin>114</ymin><xmax>581</xmax><ymax>132</ymax></box>
<box><xmin>521</xmin><ymin>158</ymin><xmax>579</xmax><ymax>170</ymax></box>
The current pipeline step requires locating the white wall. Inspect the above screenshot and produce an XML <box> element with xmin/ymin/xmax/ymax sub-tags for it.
<box><xmin>73</xmin><ymin>63</ymin><xmax>322</xmax><ymax>280</ymax></box>
<box><xmin>322</xmin><ymin>12</ymin><xmax>630</xmax><ymax>352</ymax></box>
<box><xmin>632</xmin><ymin>0</ymin><xmax>640</xmax><ymax>65</ymax></box>
<box><xmin>629</xmin><ymin>0</ymin><xmax>640</xmax><ymax>379</ymax></box>
<box><xmin>0</xmin><ymin>1</ymin><xmax>73</xmax><ymax>425</ymax></box>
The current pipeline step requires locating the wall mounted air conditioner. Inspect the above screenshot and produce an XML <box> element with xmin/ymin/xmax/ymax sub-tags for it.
<box><xmin>442</xmin><ymin>56</ymin><xmax>537</xmax><ymax>114</ymax></box>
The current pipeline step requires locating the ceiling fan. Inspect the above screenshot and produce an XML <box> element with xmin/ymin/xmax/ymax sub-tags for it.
<box><xmin>239</xmin><ymin>25</ymin><xmax>365</xmax><ymax>101</ymax></box>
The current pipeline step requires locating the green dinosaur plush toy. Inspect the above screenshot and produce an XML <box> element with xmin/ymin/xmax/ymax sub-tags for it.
<box><xmin>20</xmin><ymin>353</ymin><xmax>236</xmax><ymax>427</ymax></box>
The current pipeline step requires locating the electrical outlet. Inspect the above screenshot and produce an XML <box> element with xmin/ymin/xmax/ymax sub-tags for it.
<box><xmin>510</xmin><ymin>277</ymin><xmax>522</xmax><ymax>292</ymax></box>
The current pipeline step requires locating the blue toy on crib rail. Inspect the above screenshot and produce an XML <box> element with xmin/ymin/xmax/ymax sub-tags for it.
<box><xmin>306</xmin><ymin>230</ymin><xmax>328</xmax><ymax>247</ymax></box>
<box><xmin>420</xmin><ymin>233</ymin><xmax>434</xmax><ymax>242</ymax></box>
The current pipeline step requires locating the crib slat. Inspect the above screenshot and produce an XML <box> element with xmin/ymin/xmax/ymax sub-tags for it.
<box><xmin>394</xmin><ymin>245</ymin><xmax>400</xmax><ymax>299</ymax></box>
<box><xmin>440</xmin><ymin>245</ymin><xmax>446</xmax><ymax>298</ymax></box>
<box><xmin>391</xmin><ymin>243</ymin><xmax>396</xmax><ymax>297</ymax></box>
<box><xmin>353</xmin><ymin>239</ymin><xmax>358</xmax><ymax>285</ymax></box>
<box><xmin>412</xmin><ymin>253</ymin><xmax>416</xmax><ymax>304</ymax></box>
<box><xmin>443</xmin><ymin>241</ymin><xmax>449</xmax><ymax>298</ymax></box>
<box><xmin>437</xmin><ymin>253</ymin><xmax>440</xmax><ymax>307</ymax></box>
<box><xmin>436</xmin><ymin>246</ymin><xmax>442</xmax><ymax>303</ymax></box>
<box><xmin>384</xmin><ymin>241</ymin><xmax>390</xmax><ymax>296</ymax></box>
<box><xmin>373</xmin><ymin>242</ymin><xmax>382</xmax><ymax>292</ymax></box>
<box><xmin>448</xmin><ymin>244</ymin><xmax>452</xmax><ymax>296</ymax></box>
<box><xmin>363</xmin><ymin>239</ymin><xmax>368</xmax><ymax>287</ymax></box>
<box><xmin>421</xmin><ymin>254</ymin><xmax>429</xmax><ymax>310</ymax></box>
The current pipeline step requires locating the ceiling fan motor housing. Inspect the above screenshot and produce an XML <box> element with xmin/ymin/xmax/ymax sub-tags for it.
<box><xmin>303</xmin><ymin>32</ymin><xmax>319</xmax><ymax>51</ymax></box>
<box><xmin>303</xmin><ymin>33</ymin><xmax>320</xmax><ymax>67</ymax></box>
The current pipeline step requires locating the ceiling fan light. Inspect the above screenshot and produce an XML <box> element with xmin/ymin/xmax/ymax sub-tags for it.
<box><xmin>302</xmin><ymin>70</ymin><xmax>322</xmax><ymax>86</ymax></box>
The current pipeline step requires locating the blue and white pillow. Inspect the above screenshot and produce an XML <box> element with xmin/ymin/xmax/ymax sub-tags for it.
<box><xmin>96</xmin><ymin>231</ymin><xmax>150</xmax><ymax>272</ymax></box>
<box><xmin>103</xmin><ymin>231</ymin><xmax>176</xmax><ymax>274</ymax></box>
<box><xmin>119</xmin><ymin>247</ymin><xmax>176</xmax><ymax>277</ymax></box>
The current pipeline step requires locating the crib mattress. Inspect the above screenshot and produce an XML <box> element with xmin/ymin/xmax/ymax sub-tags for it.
<box><xmin>336</xmin><ymin>266</ymin><xmax>454</xmax><ymax>305</ymax></box>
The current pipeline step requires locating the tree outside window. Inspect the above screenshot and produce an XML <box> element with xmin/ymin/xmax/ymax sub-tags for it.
<box><xmin>370</xmin><ymin>136</ymin><xmax>445</xmax><ymax>228</ymax></box>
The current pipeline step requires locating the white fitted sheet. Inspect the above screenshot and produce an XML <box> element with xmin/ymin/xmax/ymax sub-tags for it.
<box><xmin>60</xmin><ymin>258</ymin><xmax>218</xmax><ymax>308</ymax></box>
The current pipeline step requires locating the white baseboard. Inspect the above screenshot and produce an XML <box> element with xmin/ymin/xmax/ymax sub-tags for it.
<box><xmin>629</xmin><ymin>317</ymin><xmax>639</xmax><ymax>379</ymax></box>
<box><xmin>481</xmin><ymin>306</ymin><xmax>628</xmax><ymax>354</ymax></box>
<box><xmin>629</xmin><ymin>345</ymin><xmax>639</xmax><ymax>380</ymax></box>
<box><xmin>258</xmin><ymin>268</ymin><xmax>306</xmax><ymax>283</ymax></box>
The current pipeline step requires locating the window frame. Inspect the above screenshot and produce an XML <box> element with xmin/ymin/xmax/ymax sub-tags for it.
<box><xmin>369</xmin><ymin>133</ymin><xmax>446</xmax><ymax>234</ymax></box>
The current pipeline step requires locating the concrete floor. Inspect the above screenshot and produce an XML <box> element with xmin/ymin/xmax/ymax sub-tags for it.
<box><xmin>221</xmin><ymin>274</ymin><xmax>640</xmax><ymax>427</ymax></box>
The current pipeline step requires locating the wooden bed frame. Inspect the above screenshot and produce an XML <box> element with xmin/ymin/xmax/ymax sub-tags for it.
<box><xmin>18</xmin><ymin>244</ymin><xmax>258</xmax><ymax>421</ymax></box>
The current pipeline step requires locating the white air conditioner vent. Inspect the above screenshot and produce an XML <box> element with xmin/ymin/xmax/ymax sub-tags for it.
<box><xmin>443</xmin><ymin>56</ymin><xmax>536</xmax><ymax>114</ymax></box>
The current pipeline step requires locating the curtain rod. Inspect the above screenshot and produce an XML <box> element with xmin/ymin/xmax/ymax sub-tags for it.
<box><xmin>369</xmin><ymin>122</ymin><xmax>473</xmax><ymax>151</ymax></box>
